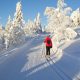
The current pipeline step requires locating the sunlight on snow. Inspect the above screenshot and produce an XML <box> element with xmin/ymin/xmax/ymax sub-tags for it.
<box><xmin>21</xmin><ymin>44</ymin><xmax>63</xmax><ymax>77</ymax></box>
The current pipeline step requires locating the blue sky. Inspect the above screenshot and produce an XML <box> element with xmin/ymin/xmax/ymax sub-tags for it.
<box><xmin>0</xmin><ymin>0</ymin><xmax>80</xmax><ymax>27</ymax></box>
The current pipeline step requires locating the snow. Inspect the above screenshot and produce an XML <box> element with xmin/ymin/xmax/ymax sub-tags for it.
<box><xmin>0</xmin><ymin>0</ymin><xmax>80</xmax><ymax>80</ymax></box>
<box><xmin>0</xmin><ymin>34</ymin><xmax>80</xmax><ymax>80</ymax></box>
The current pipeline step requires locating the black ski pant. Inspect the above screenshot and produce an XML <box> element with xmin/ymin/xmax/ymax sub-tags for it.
<box><xmin>46</xmin><ymin>46</ymin><xmax>50</xmax><ymax>55</ymax></box>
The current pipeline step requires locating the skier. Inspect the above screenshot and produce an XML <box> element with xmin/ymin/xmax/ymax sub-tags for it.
<box><xmin>44</xmin><ymin>35</ymin><xmax>52</xmax><ymax>58</ymax></box>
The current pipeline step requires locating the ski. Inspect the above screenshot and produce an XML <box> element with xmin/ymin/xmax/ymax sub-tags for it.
<box><xmin>45</xmin><ymin>56</ymin><xmax>64</xmax><ymax>80</ymax></box>
<box><xmin>45</xmin><ymin>55</ymin><xmax>50</xmax><ymax>61</ymax></box>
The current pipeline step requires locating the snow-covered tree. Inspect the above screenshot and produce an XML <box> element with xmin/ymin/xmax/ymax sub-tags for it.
<box><xmin>0</xmin><ymin>25</ymin><xmax>5</xmax><ymax>50</ymax></box>
<box><xmin>34</xmin><ymin>13</ymin><xmax>42</xmax><ymax>33</ymax></box>
<box><xmin>44</xmin><ymin>7</ymin><xmax>72</xmax><ymax>33</ymax></box>
<box><xmin>44</xmin><ymin>0</ymin><xmax>77</xmax><ymax>52</ymax></box>
<box><xmin>57</xmin><ymin>0</ymin><xmax>64</xmax><ymax>10</ymax></box>
<box><xmin>71</xmin><ymin>8</ymin><xmax>80</xmax><ymax>27</ymax></box>
<box><xmin>12</xmin><ymin>1</ymin><xmax>25</xmax><ymax>44</ymax></box>
<box><xmin>5</xmin><ymin>15</ymin><xmax>12</xmax><ymax>32</ymax></box>
<box><xmin>13</xmin><ymin>1</ymin><xmax>25</xmax><ymax>28</ymax></box>
<box><xmin>0</xmin><ymin>24</ymin><xmax>4</xmax><ymax>44</ymax></box>
<box><xmin>4</xmin><ymin>1</ymin><xmax>26</xmax><ymax>49</ymax></box>
<box><xmin>4</xmin><ymin>30</ymin><xmax>10</xmax><ymax>49</ymax></box>
<box><xmin>24</xmin><ymin>13</ymin><xmax>42</xmax><ymax>34</ymax></box>
<box><xmin>64</xmin><ymin>28</ymin><xmax>77</xmax><ymax>40</ymax></box>
<box><xmin>24</xmin><ymin>20</ymin><xmax>36</xmax><ymax>34</ymax></box>
<box><xmin>44</xmin><ymin>0</ymin><xmax>74</xmax><ymax>33</ymax></box>
<box><xmin>4</xmin><ymin>16</ymin><xmax>14</xmax><ymax>49</ymax></box>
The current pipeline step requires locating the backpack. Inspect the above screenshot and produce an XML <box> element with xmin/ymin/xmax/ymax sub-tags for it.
<box><xmin>47</xmin><ymin>40</ymin><xmax>51</xmax><ymax>44</ymax></box>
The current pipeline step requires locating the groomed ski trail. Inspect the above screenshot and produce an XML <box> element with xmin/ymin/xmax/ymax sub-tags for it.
<box><xmin>0</xmin><ymin>35</ymin><xmax>80</xmax><ymax>80</ymax></box>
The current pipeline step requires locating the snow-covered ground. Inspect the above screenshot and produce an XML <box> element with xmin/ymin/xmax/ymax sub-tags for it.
<box><xmin>0</xmin><ymin>34</ymin><xmax>80</xmax><ymax>80</ymax></box>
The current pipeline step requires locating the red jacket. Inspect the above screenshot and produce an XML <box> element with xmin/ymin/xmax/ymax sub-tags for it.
<box><xmin>44</xmin><ymin>36</ymin><xmax>52</xmax><ymax>47</ymax></box>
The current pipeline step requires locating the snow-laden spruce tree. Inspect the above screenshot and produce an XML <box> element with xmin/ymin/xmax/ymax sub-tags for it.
<box><xmin>24</xmin><ymin>13</ymin><xmax>42</xmax><ymax>34</ymax></box>
<box><xmin>24</xmin><ymin>20</ymin><xmax>35</xmax><ymax>34</ymax></box>
<box><xmin>34</xmin><ymin>13</ymin><xmax>42</xmax><ymax>33</ymax></box>
<box><xmin>71</xmin><ymin>8</ymin><xmax>80</xmax><ymax>27</ymax></box>
<box><xmin>0</xmin><ymin>25</ymin><xmax>5</xmax><ymax>50</ymax></box>
<box><xmin>0</xmin><ymin>25</ymin><xmax>4</xmax><ymax>44</ymax></box>
<box><xmin>13</xmin><ymin>1</ymin><xmax>25</xmax><ymax>28</ymax></box>
<box><xmin>5</xmin><ymin>15</ymin><xmax>12</xmax><ymax>32</ymax></box>
<box><xmin>4</xmin><ymin>1</ymin><xmax>26</xmax><ymax>49</ymax></box>
<box><xmin>12</xmin><ymin>1</ymin><xmax>25</xmax><ymax>45</ymax></box>
<box><xmin>4</xmin><ymin>15</ymin><xmax>15</xmax><ymax>49</ymax></box>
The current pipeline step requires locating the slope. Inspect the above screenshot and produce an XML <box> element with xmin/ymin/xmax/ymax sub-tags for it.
<box><xmin>0</xmin><ymin>35</ymin><xmax>80</xmax><ymax>80</ymax></box>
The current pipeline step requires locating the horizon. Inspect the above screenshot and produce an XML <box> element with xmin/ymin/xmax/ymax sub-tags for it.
<box><xmin>0</xmin><ymin>0</ymin><xmax>80</xmax><ymax>27</ymax></box>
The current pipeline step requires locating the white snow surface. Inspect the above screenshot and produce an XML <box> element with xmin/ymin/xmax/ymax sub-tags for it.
<box><xmin>0</xmin><ymin>34</ymin><xmax>80</xmax><ymax>80</ymax></box>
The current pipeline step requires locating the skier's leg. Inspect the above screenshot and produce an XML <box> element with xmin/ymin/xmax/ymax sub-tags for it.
<box><xmin>46</xmin><ymin>46</ymin><xmax>48</xmax><ymax>55</ymax></box>
<box><xmin>48</xmin><ymin>48</ymin><xmax>50</xmax><ymax>56</ymax></box>
<box><xmin>47</xmin><ymin>47</ymin><xmax>50</xmax><ymax>58</ymax></box>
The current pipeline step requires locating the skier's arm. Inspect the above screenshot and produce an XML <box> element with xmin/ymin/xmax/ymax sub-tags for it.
<box><xmin>51</xmin><ymin>39</ymin><xmax>53</xmax><ymax>47</ymax></box>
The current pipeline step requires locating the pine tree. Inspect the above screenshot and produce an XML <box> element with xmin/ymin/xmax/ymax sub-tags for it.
<box><xmin>24</xmin><ymin>13</ymin><xmax>42</xmax><ymax>34</ymax></box>
<box><xmin>11</xmin><ymin>1</ymin><xmax>25</xmax><ymax>45</ymax></box>
<box><xmin>4</xmin><ymin>1</ymin><xmax>26</xmax><ymax>48</ymax></box>
<box><xmin>0</xmin><ymin>25</ymin><xmax>4</xmax><ymax>39</ymax></box>
<box><xmin>24</xmin><ymin>20</ymin><xmax>35</xmax><ymax>34</ymax></box>
<box><xmin>0</xmin><ymin>25</ymin><xmax>5</xmax><ymax>50</ymax></box>
<box><xmin>5</xmin><ymin>15</ymin><xmax>12</xmax><ymax>32</ymax></box>
<box><xmin>34</xmin><ymin>13</ymin><xmax>42</xmax><ymax>33</ymax></box>
<box><xmin>13</xmin><ymin>1</ymin><xmax>25</xmax><ymax>28</ymax></box>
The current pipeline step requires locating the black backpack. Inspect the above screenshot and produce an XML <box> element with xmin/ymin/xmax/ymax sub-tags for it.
<box><xmin>47</xmin><ymin>40</ymin><xmax>51</xmax><ymax>44</ymax></box>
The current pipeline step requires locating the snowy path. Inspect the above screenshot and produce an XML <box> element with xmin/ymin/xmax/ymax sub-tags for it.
<box><xmin>0</xmin><ymin>35</ymin><xmax>80</xmax><ymax>80</ymax></box>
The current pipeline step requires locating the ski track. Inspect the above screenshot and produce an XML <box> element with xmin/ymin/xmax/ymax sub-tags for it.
<box><xmin>0</xmin><ymin>36</ymin><xmax>37</xmax><ymax>64</ymax></box>
<box><xmin>0</xmin><ymin>35</ymin><xmax>80</xmax><ymax>80</ymax></box>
